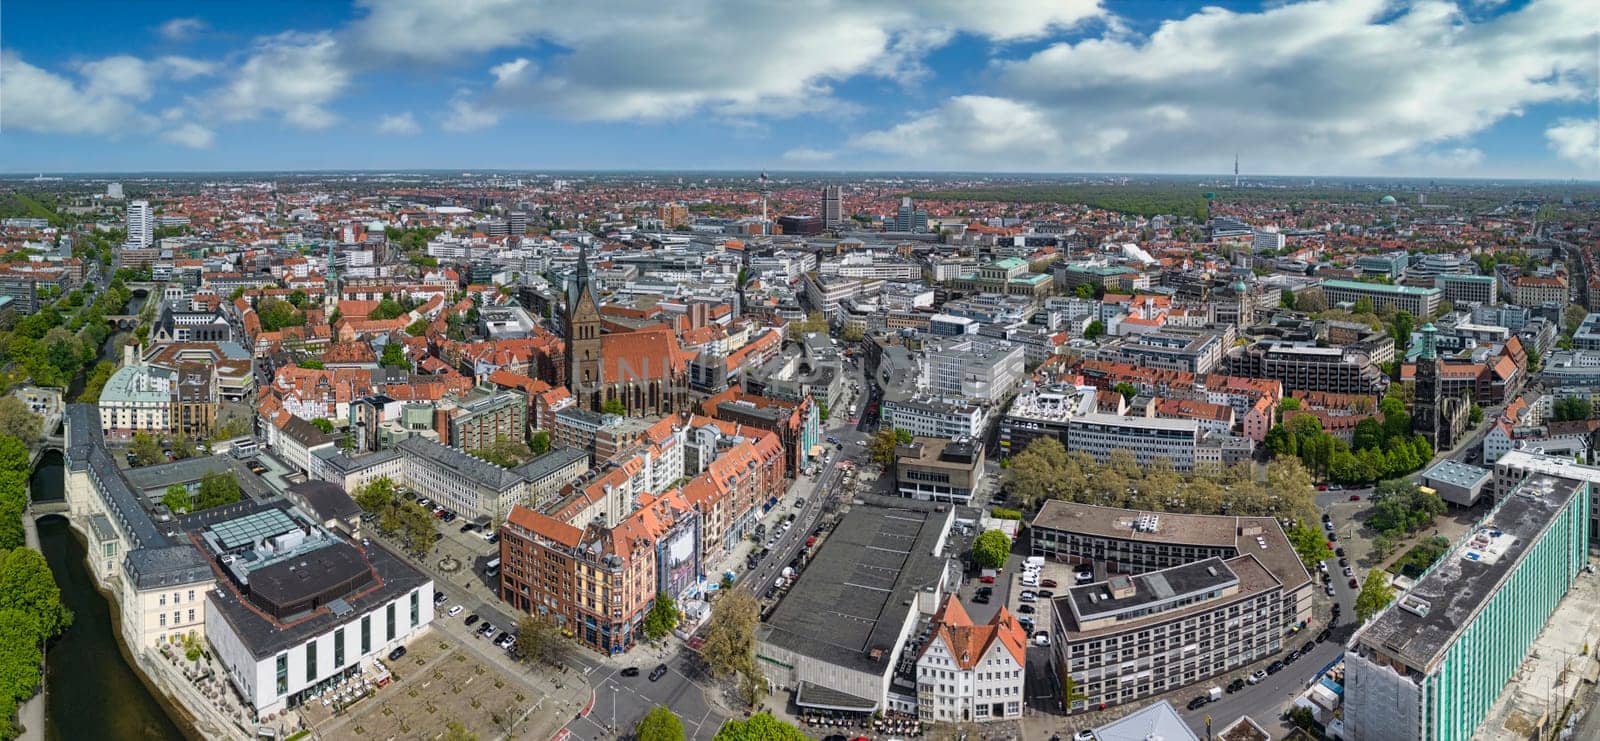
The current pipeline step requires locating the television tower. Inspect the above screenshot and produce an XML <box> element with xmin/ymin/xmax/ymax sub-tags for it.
<box><xmin>1233</xmin><ymin>154</ymin><xmax>1240</xmax><ymax>187</ymax></box>
<box><xmin>759</xmin><ymin>171</ymin><xmax>771</xmax><ymax>235</ymax></box>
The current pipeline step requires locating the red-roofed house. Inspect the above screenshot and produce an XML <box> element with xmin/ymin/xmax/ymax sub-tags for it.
<box><xmin>915</xmin><ymin>595</ymin><xmax>1027</xmax><ymax>722</ymax></box>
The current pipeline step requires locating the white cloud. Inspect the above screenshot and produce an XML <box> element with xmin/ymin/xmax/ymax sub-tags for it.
<box><xmin>158</xmin><ymin>56</ymin><xmax>217</xmax><ymax>80</ymax></box>
<box><xmin>440</xmin><ymin>94</ymin><xmax>499</xmax><ymax>132</ymax></box>
<box><xmin>350</xmin><ymin>0</ymin><xmax>1103</xmax><ymax>121</ymax></box>
<box><xmin>781</xmin><ymin>147</ymin><xmax>837</xmax><ymax>163</ymax></box>
<box><xmin>490</xmin><ymin>58</ymin><xmax>534</xmax><ymax>88</ymax></box>
<box><xmin>162</xmin><ymin>122</ymin><xmax>216</xmax><ymax>148</ymax></box>
<box><xmin>159</xmin><ymin>17</ymin><xmax>207</xmax><ymax>42</ymax></box>
<box><xmin>377</xmin><ymin>112</ymin><xmax>421</xmax><ymax>135</ymax></box>
<box><xmin>1546</xmin><ymin>118</ymin><xmax>1600</xmax><ymax>170</ymax></box>
<box><xmin>0</xmin><ymin>52</ymin><xmax>155</xmax><ymax>135</ymax></box>
<box><xmin>207</xmin><ymin>31</ymin><xmax>349</xmax><ymax>129</ymax></box>
<box><xmin>852</xmin><ymin>0</ymin><xmax>1598</xmax><ymax>174</ymax></box>
<box><xmin>79</xmin><ymin>56</ymin><xmax>155</xmax><ymax>100</ymax></box>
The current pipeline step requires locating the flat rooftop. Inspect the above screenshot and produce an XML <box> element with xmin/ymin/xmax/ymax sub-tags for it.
<box><xmin>1420</xmin><ymin>458</ymin><xmax>1491</xmax><ymax>489</ymax></box>
<box><xmin>1031</xmin><ymin>501</ymin><xmax>1311</xmax><ymax>593</ymax></box>
<box><xmin>759</xmin><ymin>495</ymin><xmax>951</xmax><ymax>677</ymax></box>
<box><xmin>1322</xmin><ymin>279</ymin><xmax>1441</xmax><ymax>296</ymax></box>
<box><xmin>1065</xmin><ymin>557</ymin><xmax>1237</xmax><ymax>624</ymax></box>
<box><xmin>1354</xmin><ymin>474</ymin><xmax>1584</xmax><ymax>673</ymax></box>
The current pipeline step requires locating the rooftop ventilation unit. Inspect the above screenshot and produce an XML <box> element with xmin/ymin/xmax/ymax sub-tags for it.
<box><xmin>1399</xmin><ymin>597</ymin><xmax>1431</xmax><ymax>618</ymax></box>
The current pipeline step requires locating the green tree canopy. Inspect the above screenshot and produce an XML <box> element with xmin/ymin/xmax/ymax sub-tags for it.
<box><xmin>636</xmin><ymin>706</ymin><xmax>685</xmax><ymax>741</ymax></box>
<box><xmin>971</xmin><ymin>529</ymin><xmax>1011</xmax><ymax>570</ymax></box>
<box><xmin>601</xmin><ymin>398</ymin><xmax>626</xmax><ymax>415</ymax></box>
<box><xmin>0</xmin><ymin>548</ymin><xmax>71</xmax><ymax>639</ymax></box>
<box><xmin>643</xmin><ymin>593</ymin><xmax>679</xmax><ymax>640</ymax></box>
<box><xmin>1355</xmin><ymin>570</ymin><xmax>1396</xmax><ymax>622</ymax></box>
<box><xmin>529</xmin><ymin>430</ymin><xmax>551</xmax><ymax>455</ymax></box>
<box><xmin>713</xmin><ymin>713</ymin><xmax>808</xmax><ymax>741</ymax></box>
<box><xmin>1287</xmin><ymin>523</ymin><xmax>1334</xmax><ymax>566</ymax></box>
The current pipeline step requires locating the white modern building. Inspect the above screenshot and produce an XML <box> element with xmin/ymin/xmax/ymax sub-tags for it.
<box><xmin>98</xmin><ymin>359</ymin><xmax>175</xmax><ymax>440</ymax></box>
<box><xmin>1066</xmin><ymin>413</ymin><xmax>1204</xmax><ymax>471</ymax></box>
<box><xmin>915</xmin><ymin>596</ymin><xmax>1027</xmax><ymax>723</ymax></box>
<box><xmin>127</xmin><ymin>199</ymin><xmax>153</xmax><ymax>247</ymax></box>
<box><xmin>201</xmin><ymin>505</ymin><xmax>435</xmax><ymax>716</ymax></box>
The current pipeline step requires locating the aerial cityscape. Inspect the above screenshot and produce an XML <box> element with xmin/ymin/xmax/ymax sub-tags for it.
<box><xmin>1</xmin><ymin>2</ymin><xmax>1598</xmax><ymax>741</ymax></box>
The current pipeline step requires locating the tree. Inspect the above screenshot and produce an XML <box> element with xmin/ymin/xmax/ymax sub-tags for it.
<box><xmin>442</xmin><ymin>720</ymin><xmax>478</xmax><ymax>741</ymax></box>
<box><xmin>529</xmin><ymin>430</ymin><xmax>551</xmax><ymax>456</ymax></box>
<box><xmin>194</xmin><ymin>471</ymin><xmax>243</xmax><ymax>510</ymax></box>
<box><xmin>1469</xmin><ymin>404</ymin><xmax>1484</xmax><ymax>426</ymax></box>
<box><xmin>298</xmin><ymin>359</ymin><xmax>325</xmax><ymax>370</ymax></box>
<box><xmin>1287</xmin><ymin>523</ymin><xmax>1334</xmax><ymax>566</ymax></box>
<box><xmin>840</xmin><ymin>324</ymin><xmax>865</xmax><ymax>342</ymax></box>
<box><xmin>1355</xmin><ymin>570</ymin><xmax>1396</xmax><ymax>622</ymax></box>
<box><xmin>0</xmin><ymin>548</ymin><xmax>71</xmax><ymax>639</ymax></box>
<box><xmin>701</xmin><ymin>590</ymin><xmax>758</xmax><ymax>679</ymax></box>
<box><xmin>714</xmin><ymin>713</ymin><xmax>806</xmax><ymax>741</ymax></box>
<box><xmin>354</xmin><ymin>477</ymin><xmax>398</xmax><ymax>513</ymax></box>
<box><xmin>1390</xmin><ymin>310</ymin><xmax>1415</xmax><ymax>351</ymax></box>
<box><xmin>601</xmin><ymin>398</ymin><xmax>626</xmax><ymax>415</ymax></box>
<box><xmin>1111</xmin><ymin>382</ymin><xmax>1138</xmax><ymax>401</ymax></box>
<box><xmin>129</xmin><ymin>431</ymin><xmax>164</xmax><ymax>467</ymax></box>
<box><xmin>0</xmin><ymin>437</ymin><xmax>27</xmax><ymax>476</ymax></box>
<box><xmin>162</xmin><ymin>484</ymin><xmax>190</xmax><ymax>514</ymax></box>
<box><xmin>368</xmin><ymin>297</ymin><xmax>408</xmax><ymax>320</ymax></box>
<box><xmin>1553</xmin><ymin>395</ymin><xmax>1591</xmax><ymax>421</ymax></box>
<box><xmin>380</xmin><ymin>342</ymin><xmax>409</xmax><ymax>369</ymax></box>
<box><xmin>867</xmin><ymin>428</ymin><xmax>901</xmax><ymax>467</ymax></box>
<box><xmin>0</xmin><ymin>398</ymin><xmax>40</xmax><ymax>442</ymax></box>
<box><xmin>471</xmin><ymin>435</ymin><xmax>533</xmax><ymax>468</ymax></box>
<box><xmin>1073</xmin><ymin>284</ymin><xmax>1095</xmax><ymax>300</ymax></box>
<box><xmin>1368</xmin><ymin>481</ymin><xmax>1444</xmax><ymax>536</ymax></box>
<box><xmin>309</xmin><ymin>418</ymin><xmax>335</xmax><ymax>434</ymax></box>
<box><xmin>256</xmin><ymin>298</ymin><xmax>304</xmax><ymax>332</ymax></box>
<box><xmin>971</xmin><ymin>529</ymin><xmax>1011</xmax><ymax>570</ymax></box>
<box><xmin>1291</xmin><ymin>288</ymin><xmax>1328</xmax><ymax>313</ymax></box>
<box><xmin>643</xmin><ymin>593</ymin><xmax>679</xmax><ymax>640</ymax></box>
<box><xmin>0</xmin><ymin>608</ymin><xmax>43</xmax><ymax>711</ymax></box>
<box><xmin>636</xmin><ymin>706</ymin><xmax>686</xmax><ymax>741</ymax></box>
<box><xmin>514</xmin><ymin>614</ymin><xmax>563</xmax><ymax>665</ymax></box>
<box><xmin>405</xmin><ymin>318</ymin><xmax>429</xmax><ymax>336</ymax></box>
<box><xmin>1083</xmin><ymin>320</ymin><xmax>1105</xmax><ymax>340</ymax></box>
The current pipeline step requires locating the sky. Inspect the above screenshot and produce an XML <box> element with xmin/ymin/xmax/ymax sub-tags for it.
<box><xmin>0</xmin><ymin>0</ymin><xmax>1596</xmax><ymax>178</ymax></box>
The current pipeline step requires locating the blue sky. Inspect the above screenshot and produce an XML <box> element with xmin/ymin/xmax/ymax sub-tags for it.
<box><xmin>1</xmin><ymin>0</ymin><xmax>1595</xmax><ymax>177</ymax></box>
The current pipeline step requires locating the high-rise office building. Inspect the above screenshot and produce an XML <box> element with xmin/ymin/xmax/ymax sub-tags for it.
<box><xmin>106</xmin><ymin>182</ymin><xmax>123</xmax><ymax>199</ymax></box>
<box><xmin>127</xmin><ymin>200</ymin><xmax>153</xmax><ymax>247</ymax></box>
<box><xmin>821</xmin><ymin>185</ymin><xmax>842</xmax><ymax>228</ymax></box>
<box><xmin>893</xmin><ymin>197</ymin><xmax>928</xmax><ymax>232</ymax></box>
<box><xmin>508</xmin><ymin>211</ymin><xmax>529</xmax><ymax>235</ymax></box>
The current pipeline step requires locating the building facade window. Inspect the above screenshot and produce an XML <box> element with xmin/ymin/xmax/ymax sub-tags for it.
<box><xmin>410</xmin><ymin>591</ymin><xmax>419</xmax><ymax>627</ymax></box>
<box><xmin>306</xmin><ymin>641</ymin><xmax>317</xmax><ymax>683</ymax></box>
<box><xmin>361</xmin><ymin>615</ymin><xmax>371</xmax><ymax>654</ymax></box>
<box><xmin>334</xmin><ymin>627</ymin><xmax>345</xmax><ymax>667</ymax></box>
<box><xmin>276</xmin><ymin>654</ymin><xmax>288</xmax><ymax>696</ymax></box>
<box><xmin>387</xmin><ymin>603</ymin><xmax>397</xmax><ymax>642</ymax></box>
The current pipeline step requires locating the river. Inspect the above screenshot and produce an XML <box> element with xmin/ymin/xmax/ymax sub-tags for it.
<box><xmin>33</xmin><ymin>447</ymin><xmax>193</xmax><ymax>740</ymax></box>
<box><xmin>64</xmin><ymin>290</ymin><xmax>144</xmax><ymax>400</ymax></box>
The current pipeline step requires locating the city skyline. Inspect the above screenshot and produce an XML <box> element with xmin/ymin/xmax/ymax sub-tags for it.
<box><xmin>1</xmin><ymin>0</ymin><xmax>1596</xmax><ymax>178</ymax></box>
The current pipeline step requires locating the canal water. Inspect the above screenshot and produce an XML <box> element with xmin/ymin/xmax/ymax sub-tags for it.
<box><xmin>34</xmin><ymin>447</ymin><xmax>192</xmax><ymax>740</ymax></box>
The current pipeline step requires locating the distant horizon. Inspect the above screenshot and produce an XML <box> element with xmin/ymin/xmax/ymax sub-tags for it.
<box><xmin>0</xmin><ymin>1</ymin><xmax>1594</xmax><ymax>179</ymax></box>
<box><xmin>2</xmin><ymin>168</ymin><xmax>1596</xmax><ymax>186</ymax></box>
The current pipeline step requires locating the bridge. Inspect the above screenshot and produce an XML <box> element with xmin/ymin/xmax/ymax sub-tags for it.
<box><xmin>105</xmin><ymin>314</ymin><xmax>140</xmax><ymax>329</ymax></box>
<box><xmin>123</xmin><ymin>281</ymin><xmax>163</xmax><ymax>296</ymax></box>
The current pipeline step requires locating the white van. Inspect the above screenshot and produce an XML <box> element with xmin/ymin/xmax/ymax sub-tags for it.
<box><xmin>1024</xmin><ymin>556</ymin><xmax>1046</xmax><ymax>568</ymax></box>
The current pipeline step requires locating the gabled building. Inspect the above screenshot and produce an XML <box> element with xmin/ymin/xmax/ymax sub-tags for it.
<box><xmin>915</xmin><ymin>596</ymin><xmax>1027</xmax><ymax>723</ymax></box>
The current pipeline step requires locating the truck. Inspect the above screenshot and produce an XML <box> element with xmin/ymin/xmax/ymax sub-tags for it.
<box><xmin>979</xmin><ymin>568</ymin><xmax>998</xmax><ymax>584</ymax></box>
<box><xmin>1207</xmin><ymin>686</ymin><xmax>1223</xmax><ymax>702</ymax></box>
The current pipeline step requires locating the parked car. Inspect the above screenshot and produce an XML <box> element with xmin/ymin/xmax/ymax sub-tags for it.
<box><xmin>447</xmin><ymin>605</ymin><xmax>463</xmax><ymax>617</ymax></box>
<box><xmin>1225</xmin><ymin>679</ymin><xmax>1246</xmax><ymax>694</ymax></box>
<box><xmin>1033</xmin><ymin>631</ymin><xmax>1050</xmax><ymax>646</ymax></box>
<box><xmin>1186</xmin><ymin>696</ymin><xmax>1209</xmax><ymax>711</ymax></box>
<box><xmin>1302</xmin><ymin>641</ymin><xmax>1315</xmax><ymax>654</ymax></box>
<box><xmin>1324</xmin><ymin>584</ymin><xmax>1335</xmax><ymax>597</ymax></box>
<box><xmin>1338</xmin><ymin>557</ymin><xmax>1349</xmax><ymax>567</ymax></box>
<box><xmin>1316</xmin><ymin>629</ymin><xmax>1332</xmax><ymax>643</ymax></box>
<box><xmin>1343</xmin><ymin>566</ymin><xmax>1354</xmax><ymax>577</ymax></box>
<box><xmin>1335</xmin><ymin>547</ymin><xmax>1346</xmax><ymax>558</ymax></box>
<box><xmin>459</xmin><ymin>522</ymin><xmax>476</xmax><ymax>533</ymax></box>
<box><xmin>971</xmin><ymin>594</ymin><xmax>990</xmax><ymax>604</ymax></box>
<box><xmin>1040</xmin><ymin>578</ymin><xmax>1058</xmax><ymax>588</ymax></box>
<box><xmin>388</xmin><ymin>646</ymin><xmax>407</xmax><ymax>661</ymax></box>
<box><xmin>464</xmin><ymin>614</ymin><xmax>480</xmax><ymax>626</ymax></box>
<box><xmin>1266</xmin><ymin>660</ymin><xmax>1285</xmax><ymax>675</ymax></box>
<box><xmin>1349</xmin><ymin>494</ymin><xmax>1362</xmax><ymax>501</ymax></box>
<box><xmin>1247</xmin><ymin>670</ymin><xmax>1267</xmax><ymax>685</ymax></box>
<box><xmin>1017</xmin><ymin>605</ymin><xmax>1035</xmax><ymax>614</ymax></box>
<box><xmin>620</xmin><ymin>667</ymin><xmax>640</xmax><ymax>677</ymax></box>
<box><xmin>649</xmin><ymin>664</ymin><xmax>668</xmax><ymax>681</ymax></box>
<box><xmin>1348</xmin><ymin>577</ymin><xmax>1358</xmax><ymax>588</ymax></box>
<box><xmin>1036</xmin><ymin>590</ymin><xmax>1054</xmax><ymax>598</ymax></box>
<box><xmin>434</xmin><ymin>592</ymin><xmax>448</xmax><ymax>605</ymax></box>
<box><xmin>979</xmin><ymin>575</ymin><xmax>995</xmax><ymax>584</ymax></box>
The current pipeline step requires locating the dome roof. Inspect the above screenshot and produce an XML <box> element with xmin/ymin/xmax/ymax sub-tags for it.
<box><xmin>1378</xmin><ymin>195</ymin><xmax>1398</xmax><ymax>204</ymax></box>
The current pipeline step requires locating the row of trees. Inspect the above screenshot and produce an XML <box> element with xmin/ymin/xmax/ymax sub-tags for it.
<box><xmin>352</xmin><ymin>478</ymin><xmax>438</xmax><ymax>557</ymax></box>
<box><xmin>0</xmin><ymin>433</ymin><xmax>73</xmax><ymax>739</ymax></box>
<box><xmin>1265</xmin><ymin>395</ymin><xmax>1435</xmax><ymax>485</ymax></box>
<box><xmin>1006</xmin><ymin>437</ymin><xmax>1319</xmax><ymax>524</ymax></box>
<box><xmin>699</xmin><ymin>590</ymin><xmax>766</xmax><ymax>708</ymax></box>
